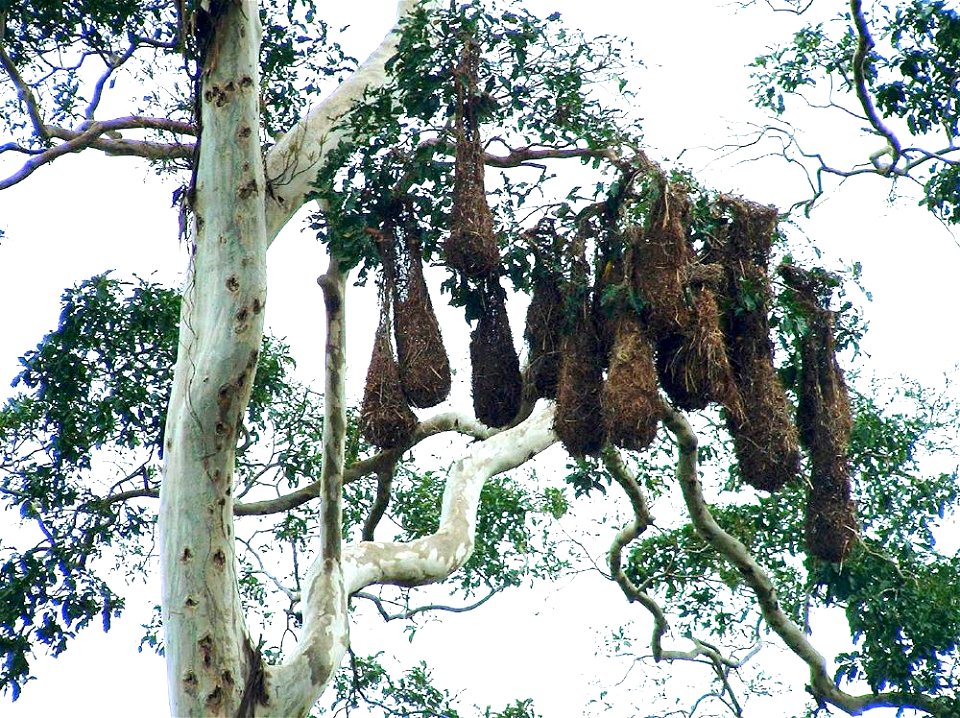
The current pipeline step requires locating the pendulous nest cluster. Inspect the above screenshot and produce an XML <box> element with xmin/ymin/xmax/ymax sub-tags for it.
<box><xmin>360</xmin><ymin>39</ymin><xmax>856</xmax><ymax>561</ymax></box>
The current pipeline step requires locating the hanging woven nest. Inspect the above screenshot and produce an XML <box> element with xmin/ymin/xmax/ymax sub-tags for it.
<box><xmin>805</xmin><ymin>486</ymin><xmax>858</xmax><ymax>563</ymax></box>
<box><xmin>630</xmin><ymin>179</ymin><xmax>694</xmax><ymax>337</ymax></box>
<box><xmin>591</xmin><ymin>250</ymin><xmax>625</xmax><ymax>368</ymax></box>
<box><xmin>715</xmin><ymin>196</ymin><xmax>800</xmax><ymax>492</ymax></box>
<box><xmin>360</xmin><ymin>296</ymin><xmax>418</xmax><ymax>450</ymax></box>
<box><xmin>470</xmin><ymin>278</ymin><xmax>522</xmax><ymax>428</ymax></box>
<box><xmin>656</xmin><ymin>283</ymin><xmax>740</xmax><ymax>412</ymax></box>
<box><xmin>445</xmin><ymin>39</ymin><xmax>500</xmax><ymax>278</ymax></box>
<box><xmin>554</xmin><ymin>248</ymin><xmax>606</xmax><ymax>457</ymax></box>
<box><xmin>524</xmin><ymin>275</ymin><xmax>563</xmax><ymax>399</ymax></box>
<box><xmin>602</xmin><ymin>312</ymin><xmax>663</xmax><ymax>451</ymax></box>
<box><xmin>780</xmin><ymin>263</ymin><xmax>857</xmax><ymax>561</ymax></box>
<box><xmin>388</xmin><ymin>212</ymin><xmax>451</xmax><ymax>408</ymax></box>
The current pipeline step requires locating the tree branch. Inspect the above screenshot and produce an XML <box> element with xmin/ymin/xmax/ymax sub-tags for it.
<box><xmin>233</xmin><ymin>411</ymin><xmax>495</xmax><ymax>516</ymax></box>
<box><xmin>317</xmin><ymin>256</ymin><xmax>348</xmax><ymax>564</ymax></box>
<box><xmin>353</xmin><ymin>586</ymin><xmax>499</xmax><ymax>621</ymax></box>
<box><xmin>341</xmin><ymin>404</ymin><xmax>557</xmax><ymax>595</ymax></box>
<box><xmin>660</xmin><ymin>405</ymin><xmax>950</xmax><ymax>717</ymax></box>
<box><xmin>850</xmin><ymin>0</ymin><xmax>902</xmax><ymax>168</ymax></box>
<box><xmin>0</xmin><ymin>18</ymin><xmax>47</xmax><ymax>141</ymax></box>
<box><xmin>361</xmin><ymin>464</ymin><xmax>396</xmax><ymax>542</ymax></box>
<box><xmin>266</xmin><ymin>252</ymin><xmax>351</xmax><ymax>716</ymax></box>
<box><xmin>263</xmin><ymin>0</ymin><xmax>433</xmax><ymax>243</ymax></box>
<box><xmin>0</xmin><ymin>117</ymin><xmax>195</xmax><ymax>189</ymax></box>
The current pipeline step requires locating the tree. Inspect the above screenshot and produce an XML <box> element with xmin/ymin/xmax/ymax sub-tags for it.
<box><xmin>1</xmin><ymin>1</ymin><xmax>959</xmax><ymax>717</ymax></box>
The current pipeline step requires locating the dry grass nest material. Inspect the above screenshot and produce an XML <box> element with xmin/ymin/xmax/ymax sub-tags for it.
<box><xmin>717</xmin><ymin>197</ymin><xmax>800</xmax><ymax>492</ymax></box>
<box><xmin>806</xmin><ymin>486</ymin><xmax>858</xmax><ymax>563</ymax></box>
<box><xmin>780</xmin><ymin>263</ymin><xmax>857</xmax><ymax>561</ymax></box>
<box><xmin>524</xmin><ymin>275</ymin><xmax>563</xmax><ymax>400</ymax></box>
<box><xmin>392</xmin><ymin>225</ymin><xmax>451</xmax><ymax>409</ymax></box>
<box><xmin>603</xmin><ymin>313</ymin><xmax>663</xmax><ymax>451</ymax></box>
<box><xmin>555</xmin><ymin>305</ymin><xmax>606</xmax><ymax>458</ymax></box>
<box><xmin>470</xmin><ymin>280</ymin><xmax>522</xmax><ymax>428</ymax></box>
<box><xmin>445</xmin><ymin>39</ymin><xmax>499</xmax><ymax>278</ymax></box>
<box><xmin>361</xmin><ymin>320</ymin><xmax>417</xmax><ymax>450</ymax></box>
<box><xmin>656</xmin><ymin>286</ymin><xmax>739</xmax><ymax>412</ymax></box>
<box><xmin>630</xmin><ymin>182</ymin><xmax>694</xmax><ymax>336</ymax></box>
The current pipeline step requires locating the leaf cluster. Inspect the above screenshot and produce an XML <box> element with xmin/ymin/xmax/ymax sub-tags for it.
<box><xmin>0</xmin><ymin>273</ymin><xmax>306</xmax><ymax>698</ymax></box>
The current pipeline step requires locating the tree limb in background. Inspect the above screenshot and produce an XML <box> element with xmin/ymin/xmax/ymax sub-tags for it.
<box><xmin>661</xmin><ymin>405</ymin><xmax>951</xmax><ymax>717</ymax></box>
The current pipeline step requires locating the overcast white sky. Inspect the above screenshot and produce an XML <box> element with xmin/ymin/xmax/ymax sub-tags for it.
<box><xmin>1</xmin><ymin>1</ymin><xmax>958</xmax><ymax>716</ymax></box>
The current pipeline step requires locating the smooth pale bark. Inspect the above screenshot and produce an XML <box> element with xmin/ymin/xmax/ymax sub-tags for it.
<box><xmin>159</xmin><ymin>1</ymin><xmax>267</xmax><ymax>715</ymax></box>
<box><xmin>343</xmin><ymin>405</ymin><xmax>558</xmax><ymax>593</ymax></box>
<box><xmin>159</xmin><ymin>2</ymin><xmax>551</xmax><ymax>716</ymax></box>
<box><xmin>260</xmin><ymin>261</ymin><xmax>349</xmax><ymax>717</ymax></box>
<box><xmin>263</xmin><ymin>0</ymin><xmax>432</xmax><ymax>243</ymax></box>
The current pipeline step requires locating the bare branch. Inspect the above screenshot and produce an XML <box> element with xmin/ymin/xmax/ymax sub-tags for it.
<box><xmin>85</xmin><ymin>44</ymin><xmax>137</xmax><ymax>121</ymax></box>
<box><xmin>361</xmin><ymin>464</ymin><xmax>395</xmax><ymax>542</ymax></box>
<box><xmin>0</xmin><ymin>18</ymin><xmax>47</xmax><ymax>141</ymax></box>
<box><xmin>353</xmin><ymin>586</ymin><xmax>498</xmax><ymax>621</ymax></box>
<box><xmin>342</xmin><ymin>404</ymin><xmax>557</xmax><ymax>594</ymax></box>
<box><xmin>317</xmin><ymin>256</ymin><xmax>348</xmax><ymax>564</ymax></box>
<box><xmin>850</xmin><ymin>0</ymin><xmax>902</xmax><ymax>167</ymax></box>
<box><xmin>234</xmin><ymin>411</ymin><xmax>496</xmax><ymax>517</ymax></box>
<box><xmin>1</xmin><ymin>117</ymin><xmax>195</xmax><ymax>189</ymax></box>
<box><xmin>238</xmin><ymin>536</ymin><xmax>298</xmax><ymax>603</ymax></box>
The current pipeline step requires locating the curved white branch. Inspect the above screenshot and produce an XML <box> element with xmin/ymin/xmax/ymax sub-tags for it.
<box><xmin>342</xmin><ymin>404</ymin><xmax>558</xmax><ymax>594</ymax></box>
<box><xmin>264</xmin><ymin>0</ymin><xmax>434</xmax><ymax>243</ymax></box>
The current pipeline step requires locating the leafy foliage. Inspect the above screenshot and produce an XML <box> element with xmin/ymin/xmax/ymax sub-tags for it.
<box><xmin>308</xmin><ymin>0</ymin><xmax>639</xmax><ymax>290</ymax></box>
<box><xmin>389</xmin><ymin>467</ymin><xmax>568</xmax><ymax>594</ymax></box>
<box><xmin>0</xmin><ymin>274</ymin><xmax>305</xmax><ymax>698</ymax></box>
<box><xmin>326</xmin><ymin>652</ymin><xmax>543</xmax><ymax>718</ymax></box>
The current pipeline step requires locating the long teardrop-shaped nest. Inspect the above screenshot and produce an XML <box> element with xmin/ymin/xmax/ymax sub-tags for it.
<box><xmin>360</xmin><ymin>292</ymin><xmax>418</xmax><ymax>450</ymax></box>
<box><xmin>715</xmin><ymin>197</ymin><xmax>800</xmax><ymax>492</ymax></box>
<box><xmin>470</xmin><ymin>278</ymin><xmax>522</xmax><ymax>428</ymax></box>
<box><xmin>630</xmin><ymin>179</ymin><xmax>694</xmax><ymax>336</ymax></box>
<box><xmin>524</xmin><ymin>275</ymin><xmax>563</xmax><ymax>400</ymax></box>
<box><xmin>656</xmin><ymin>282</ymin><xmax>740</xmax><ymax>413</ymax></box>
<box><xmin>445</xmin><ymin>39</ymin><xmax>500</xmax><ymax>278</ymax></box>
<box><xmin>554</xmin><ymin>246</ymin><xmax>606</xmax><ymax>457</ymax></box>
<box><xmin>780</xmin><ymin>263</ymin><xmax>857</xmax><ymax>562</ymax></box>
<box><xmin>602</xmin><ymin>312</ymin><xmax>663</xmax><ymax>451</ymax></box>
<box><xmin>390</xmin><ymin>213</ymin><xmax>451</xmax><ymax>408</ymax></box>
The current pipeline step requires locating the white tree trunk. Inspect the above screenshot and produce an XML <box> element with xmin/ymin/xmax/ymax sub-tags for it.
<box><xmin>157</xmin><ymin>2</ymin><xmax>553</xmax><ymax>716</ymax></box>
<box><xmin>159</xmin><ymin>1</ymin><xmax>267</xmax><ymax>715</ymax></box>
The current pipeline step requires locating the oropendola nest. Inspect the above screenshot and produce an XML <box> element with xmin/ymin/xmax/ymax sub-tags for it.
<box><xmin>387</xmin><ymin>218</ymin><xmax>452</xmax><ymax>409</ymax></box>
<box><xmin>445</xmin><ymin>39</ymin><xmax>500</xmax><ymax>278</ymax></box>
<box><xmin>715</xmin><ymin>197</ymin><xmax>800</xmax><ymax>492</ymax></box>
<box><xmin>360</xmin><ymin>315</ymin><xmax>418</xmax><ymax>450</ymax></box>
<box><xmin>470</xmin><ymin>278</ymin><xmax>523</xmax><ymax>428</ymax></box>
<box><xmin>780</xmin><ymin>263</ymin><xmax>857</xmax><ymax>561</ymax></box>
<box><xmin>602</xmin><ymin>312</ymin><xmax>663</xmax><ymax>451</ymax></box>
<box><xmin>524</xmin><ymin>275</ymin><xmax>564</xmax><ymax>400</ymax></box>
<box><xmin>629</xmin><ymin>181</ymin><xmax>694</xmax><ymax>336</ymax></box>
<box><xmin>805</xmin><ymin>486</ymin><xmax>859</xmax><ymax>563</ymax></box>
<box><xmin>656</xmin><ymin>283</ymin><xmax>740</xmax><ymax>413</ymax></box>
<box><xmin>554</xmin><ymin>248</ymin><xmax>606</xmax><ymax>457</ymax></box>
